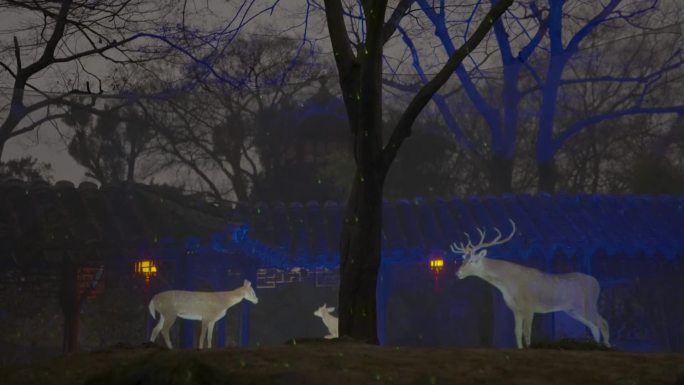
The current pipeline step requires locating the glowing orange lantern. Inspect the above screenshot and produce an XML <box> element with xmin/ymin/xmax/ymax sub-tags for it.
<box><xmin>134</xmin><ymin>260</ymin><xmax>157</xmax><ymax>284</ymax></box>
<box><xmin>429</xmin><ymin>258</ymin><xmax>444</xmax><ymax>272</ymax></box>
<box><xmin>429</xmin><ymin>257</ymin><xmax>444</xmax><ymax>291</ymax></box>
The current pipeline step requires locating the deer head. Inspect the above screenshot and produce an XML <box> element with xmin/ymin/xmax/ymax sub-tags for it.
<box><xmin>450</xmin><ymin>219</ymin><xmax>516</xmax><ymax>279</ymax></box>
<box><xmin>313</xmin><ymin>304</ymin><xmax>335</xmax><ymax>318</ymax></box>
<box><xmin>242</xmin><ymin>280</ymin><xmax>259</xmax><ymax>304</ymax></box>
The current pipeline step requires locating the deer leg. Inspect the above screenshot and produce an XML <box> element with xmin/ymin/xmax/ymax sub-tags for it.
<box><xmin>199</xmin><ymin>320</ymin><xmax>209</xmax><ymax>349</ymax></box>
<box><xmin>513</xmin><ymin>311</ymin><xmax>524</xmax><ymax>349</ymax></box>
<box><xmin>586</xmin><ymin>309</ymin><xmax>611</xmax><ymax>347</ymax></box>
<box><xmin>597</xmin><ymin>314</ymin><xmax>611</xmax><ymax>347</ymax></box>
<box><xmin>566</xmin><ymin>309</ymin><xmax>600</xmax><ymax>343</ymax></box>
<box><xmin>150</xmin><ymin>314</ymin><xmax>164</xmax><ymax>344</ymax></box>
<box><xmin>522</xmin><ymin>312</ymin><xmax>534</xmax><ymax>348</ymax></box>
<box><xmin>206</xmin><ymin>321</ymin><xmax>216</xmax><ymax>349</ymax></box>
<box><xmin>160</xmin><ymin>315</ymin><xmax>177</xmax><ymax>349</ymax></box>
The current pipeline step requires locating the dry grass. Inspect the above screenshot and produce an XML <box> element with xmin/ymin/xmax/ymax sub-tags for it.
<box><xmin>0</xmin><ymin>339</ymin><xmax>683</xmax><ymax>385</ymax></box>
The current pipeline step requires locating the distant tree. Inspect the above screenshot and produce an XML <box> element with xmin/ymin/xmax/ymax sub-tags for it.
<box><xmin>405</xmin><ymin>0</ymin><xmax>684</xmax><ymax>193</ymax></box>
<box><xmin>250</xmin><ymin>80</ymin><xmax>349</xmax><ymax>202</ymax></box>
<box><xmin>0</xmin><ymin>0</ymin><xmax>176</xmax><ymax>159</ymax></box>
<box><xmin>620</xmin><ymin>116</ymin><xmax>684</xmax><ymax>194</ymax></box>
<box><xmin>141</xmin><ymin>35</ymin><xmax>326</xmax><ymax>202</ymax></box>
<box><xmin>404</xmin><ymin>0</ymin><xmax>545</xmax><ymax>194</ymax></box>
<box><xmin>533</xmin><ymin>0</ymin><xmax>684</xmax><ymax>192</ymax></box>
<box><xmin>627</xmin><ymin>155</ymin><xmax>684</xmax><ymax>194</ymax></box>
<box><xmin>64</xmin><ymin>105</ymin><xmax>152</xmax><ymax>184</ymax></box>
<box><xmin>0</xmin><ymin>156</ymin><xmax>52</xmax><ymax>182</ymax></box>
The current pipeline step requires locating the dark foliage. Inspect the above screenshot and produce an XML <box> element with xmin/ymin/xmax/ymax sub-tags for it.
<box><xmin>0</xmin><ymin>156</ymin><xmax>52</xmax><ymax>182</ymax></box>
<box><xmin>85</xmin><ymin>349</ymin><xmax>233</xmax><ymax>385</ymax></box>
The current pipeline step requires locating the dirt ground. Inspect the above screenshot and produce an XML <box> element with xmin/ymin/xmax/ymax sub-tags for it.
<box><xmin>1</xmin><ymin>339</ymin><xmax>683</xmax><ymax>385</ymax></box>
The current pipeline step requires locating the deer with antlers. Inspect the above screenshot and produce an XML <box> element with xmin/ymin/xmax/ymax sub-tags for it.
<box><xmin>450</xmin><ymin>219</ymin><xmax>610</xmax><ymax>349</ymax></box>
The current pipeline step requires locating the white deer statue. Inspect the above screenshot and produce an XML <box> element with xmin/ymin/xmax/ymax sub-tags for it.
<box><xmin>313</xmin><ymin>304</ymin><xmax>338</xmax><ymax>339</ymax></box>
<box><xmin>450</xmin><ymin>219</ymin><xmax>610</xmax><ymax>349</ymax></box>
<box><xmin>148</xmin><ymin>279</ymin><xmax>259</xmax><ymax>349</ymax></box>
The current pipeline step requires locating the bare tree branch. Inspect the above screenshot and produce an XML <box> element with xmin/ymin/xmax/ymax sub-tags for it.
<box><xmin>383</xmin><ymin>0</ymin><xmax>514</xmax><ymax>169</ymax></box>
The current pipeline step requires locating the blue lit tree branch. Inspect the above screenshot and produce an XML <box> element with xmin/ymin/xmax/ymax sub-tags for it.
<box><xmin>395</xmin><ymin>25</ymin><xmax>482</xmax><ymax>158</ymax></box>
<box><xmin>405</xmin><ymin>0</ymin><xmax>546</xmax><ymax>193</ymax></box>
<box><xmin>536</xmin><ymin>0</ymin><xmax>682</xmax><ymax>192</ymax></box>
<box><xmin>402</xmin><ymin>0</ymin><xmax>682</xmax><ymax>193</ymax></box>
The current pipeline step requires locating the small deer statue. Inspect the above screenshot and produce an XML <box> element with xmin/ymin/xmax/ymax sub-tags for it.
<box><xmin>148</xmin><ymin>279</ymin><xmax>259</xmax><ymax>349</ymax></box>
<box><xmin>451</xmin><ymin>219</ymin><xmax>610</xmax><ymax>349</ymax></box>
<box><xmin>313</xmin><ymin>304</ymin><xmax>338</xmax><ymax>339</ymax></box>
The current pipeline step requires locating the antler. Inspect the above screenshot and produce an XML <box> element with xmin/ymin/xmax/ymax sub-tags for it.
<box><xmin>450</xmin><ymin>219</ymin><xmax>517</xmax><ymax>257</ymax></box>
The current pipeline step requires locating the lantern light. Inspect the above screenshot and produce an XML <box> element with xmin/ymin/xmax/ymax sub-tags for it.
<box><xmin>429</xmin><ymin>258</ymin><xmax>444</xmax><ymax>271</ymax></box>
<box><xmin>429</xmin><ymin>256</ymin><xmax>444</xmax><ymax>291</ymax></box>
<box><xmin>134</xmin><ymin>260</ymin><xmax>158</xmax><ymax>284</ymax></box>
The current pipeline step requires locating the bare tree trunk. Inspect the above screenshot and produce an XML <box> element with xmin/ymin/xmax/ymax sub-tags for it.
<box><xmin>0</xmin><ymin>91</ymin><xmax>25</xmax><ymax>161</ymax></box>
<box><xmin>338</xmin><ymin>166</ymin><xmax>385</xmax><ymax>343</ymax></box>
<box><xmin>228</xmin><ymin>153</ymin><xmax>250</xmax><ymax>201</ymax></box>
<box><xmin>59</xmin><ymin>253</ymin><xmax>80</xmax><ymax>353</ymax></box>
<box><xmin>489</xmin><ymin>154</ymin><xmax>513</xmax><ymax>194</ymax></box>
<box><xmin>325</xmin><ymin>0</ymin><xmax>513</xmax><ymax>344</ymax></box>
<box><xmin>538</xmin><ymin>159</ymin><xmax>557</xmax><ymax>193</ymax></box>
<box><xmin>127</xmin><ymin>155</ymin><xmax>137</xmax><ymax>182</ymax></box>
<box><xmin>0</xmin><ymin>134</ymin><xmax>7</xmax><ymax>161</ymax></box>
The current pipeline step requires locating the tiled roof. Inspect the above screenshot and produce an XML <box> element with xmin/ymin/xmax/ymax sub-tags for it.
<box><xmin>229</xmin><ymin>193</ymin><xmax>684</xmax><ymax>268</ymax></box>
<box><xmin>0</xmin><ymin>179</ymin><xmax>229</xmax><ymax>266</ymax></box>
<box><xmin>2</xmin><ymin>178</ymin><xmax>683</xmax><ymax>270</ymax></box>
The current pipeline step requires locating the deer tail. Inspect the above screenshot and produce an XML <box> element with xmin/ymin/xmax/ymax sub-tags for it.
<box><xmin>148</xmin><ymin>298</ymin><xmax>156</xmax><ymax>319</ymax></box>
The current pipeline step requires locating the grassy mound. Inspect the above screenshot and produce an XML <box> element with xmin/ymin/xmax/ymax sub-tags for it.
<box><xmin>2</xmin><ymin>342</ymin><xmax>682</xmax><ymax>385</ymax></box>
<box><xmin>530</xmin><ymin>338</ymin><xmax>614</xmax><ymax>351</ymax></box>
<box><xmin>283</xmin><ymin>336</ymin><xmax>371</xmax><ymax>345</ymax></box>
<box><xmin>84</xmin><ymin>350</ymin><xmax>233</xmax><ymax>385</ymax></box>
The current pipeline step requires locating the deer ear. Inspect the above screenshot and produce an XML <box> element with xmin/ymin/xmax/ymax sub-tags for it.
<box><xmin>476</xmin><ymin>250</ymin><xmax>487</xmax><ymax>259</ymax></box>
<box><xmin>244</xmin><ymin>280</ymin><xmax>251</xmax><ymax>287</ymax></box>
<box><xmin>327</xmin><ymin>307</ymin><xmax>335</xmax><ymax>312</ymax></box>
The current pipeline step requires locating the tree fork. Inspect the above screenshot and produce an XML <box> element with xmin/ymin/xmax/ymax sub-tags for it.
<box><xmin>327</xmin><ymin>0</ymin><xmax>514</xmax><ymax>344</ymax></box>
